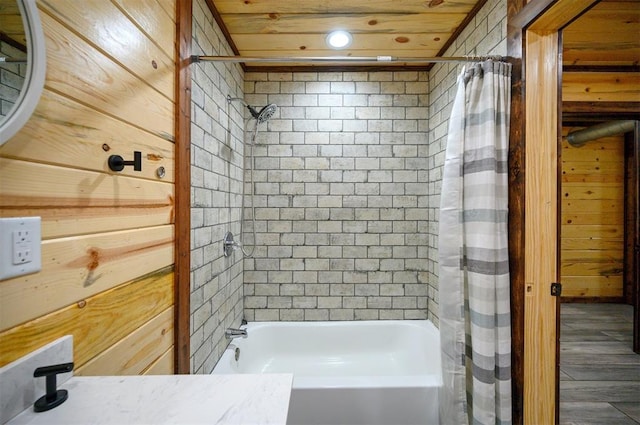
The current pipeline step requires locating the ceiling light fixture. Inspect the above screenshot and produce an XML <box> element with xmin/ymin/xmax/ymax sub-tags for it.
<box><xmin>326</xmin><ymin>30</ymin><xmax>352</xmax><ymax>49</ymax></box>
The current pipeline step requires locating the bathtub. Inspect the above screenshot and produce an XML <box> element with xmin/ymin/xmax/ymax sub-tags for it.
<box><xmin>212</xmin><ymin>320</ymin><xmax>441</xmax><ymax>425</ymax></box>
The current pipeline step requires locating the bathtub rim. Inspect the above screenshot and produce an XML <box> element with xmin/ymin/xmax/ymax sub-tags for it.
<box><xmin>213</xmin><ymin>319</ymin><xmax>443</xmax><ymax>389</ymax></box>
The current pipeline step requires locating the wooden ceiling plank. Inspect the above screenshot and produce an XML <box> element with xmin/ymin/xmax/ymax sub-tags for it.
<box><xmin>213</xmin><ymin>0</ymin><xmax>478</xmax><ymax>14</ymax></box>
<box><xmin>562</xmin><ymin>0</ymin><xmax>640</xmax><ymax>67</ymax></box>
<box><xmin>220</xmin><ymin>13</ymin><xmax>467</xmax><ymax>34</ymax></box>
<box><xmin>239</xmin><ymin>48</ymin><xmax>442</xmax><ymax>59</ymax></box>
<box><xmin>563</xmin><ymin>49</ymin><xmax>640</xmax><ymax>67</ymax></box>
<box><xmin>232</xmin><ymin>33</ymin><xmax>450</xmax><ymax>51</ymax></box>
<box><xmin>563</xmin><ymin>72</ymin><xmax>640</xmax><ymax>103</ymax></box>
<box><xmin>563</xmin><ymin>14</ymin><xmax>639</xmax><ymax>34</ymax></box>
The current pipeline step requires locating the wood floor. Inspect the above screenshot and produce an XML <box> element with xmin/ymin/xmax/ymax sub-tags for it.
<box><xmin>560</xmin><ymin>303</ymin><xmax>640</xmax><ymax>425</ymax></box>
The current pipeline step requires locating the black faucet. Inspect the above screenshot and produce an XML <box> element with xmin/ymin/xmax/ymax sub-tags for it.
<box><xmin>33</xmin><ymin>362</ymin><xmax>74</xmax><ymax>412</ymax></box>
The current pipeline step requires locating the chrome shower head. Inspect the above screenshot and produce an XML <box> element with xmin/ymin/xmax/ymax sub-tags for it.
<box><xmin>227</xmin><ymin>96</ymin><xmax>277</xmax><ymax>124</ymax></box>
<box><xmin>248</xmin><ymin>103</ymin><xmax>277</xmax><ymax>124</ymax></box>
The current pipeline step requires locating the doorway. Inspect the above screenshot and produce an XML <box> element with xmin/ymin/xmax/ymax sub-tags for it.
<box><xmin>558</xmin><ymin>124</ymin><xmax>640</xmax><ymax>424</ymax></box>
<box><xmin>507</xmin><ymin>0</ymin><xmax>639</xmax><ymax>422</ymax></box>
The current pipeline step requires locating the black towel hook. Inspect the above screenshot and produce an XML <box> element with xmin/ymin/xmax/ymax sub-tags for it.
<box><xmin>108</xmin><ymin>151</ymin><xmax>142</xmax><ymax>172</ymax></box>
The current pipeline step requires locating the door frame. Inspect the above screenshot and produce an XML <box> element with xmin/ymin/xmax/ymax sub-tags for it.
<box><xmin>175</xmin><ymin>0</ymin><xmax>192</xmax><ymax>374</ymax></box>
<box><xmin>507</xmin><ymin>0</ymin><xmax>600</xmax><ymax>423</ymax></box>
<box><xmin>626</xmin><ymin>124</ymin><xmax>640</xmax><ymax>353</ymax></box>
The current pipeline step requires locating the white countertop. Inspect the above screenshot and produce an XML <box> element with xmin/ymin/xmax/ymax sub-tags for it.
<box><xmin>8</xmin><ymin>374</ymin><xmax>293</xmax><ymax>425</ymax></box>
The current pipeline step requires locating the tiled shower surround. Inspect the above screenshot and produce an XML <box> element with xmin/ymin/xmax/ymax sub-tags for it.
<box><xmin>242</xmin><ymin>72</ymin><xmax>432</xmax><ymax>322</ymax></box>
<box><xmin>190</xmin><ymin>0</ymin><xmax>246</xmax><ymax>374</ymax></box>
<box><xmin>189</xmin><ymin>0</ymin><xmax>508</xmax><ymax>373</ymax></box>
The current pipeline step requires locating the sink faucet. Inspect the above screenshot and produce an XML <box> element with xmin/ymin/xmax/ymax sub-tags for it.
<box><xmin>225</xmin><ymin>328</ymin><xmax>247</xmax><ymax>339</ymax></box>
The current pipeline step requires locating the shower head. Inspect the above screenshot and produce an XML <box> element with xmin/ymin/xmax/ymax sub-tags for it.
<box><xmin>227</xmin><ymin>95</ymin><xmax>277</xmax><ymax>124</ymax></box>
<box><xmin>248</xmin><ymin>104</ymin><xmax>277</xmax><ymax>124</ymax></box>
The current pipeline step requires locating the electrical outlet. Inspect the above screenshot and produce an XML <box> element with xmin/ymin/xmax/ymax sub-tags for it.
<box><xmin>0</xmin><ymin>217</ymin><xmax>42</xmax><ymax>280</ymax></box>
<box><xmin>13</xmin><ymin>229</ymin><xmax>33</xmax><ymax>264</ymax></box>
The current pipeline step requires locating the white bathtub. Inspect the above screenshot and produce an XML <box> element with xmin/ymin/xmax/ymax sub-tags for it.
<box><xmin>212</xmin><ymin>320</ymin><xmax>441</xmax><ymax>425</ymax></box>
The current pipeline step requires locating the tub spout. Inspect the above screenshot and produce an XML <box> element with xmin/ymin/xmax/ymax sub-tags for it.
<box><xmin>225</xmin><ymin>328</ymin><xmax>247</xmax><ymax>339</ymax></box>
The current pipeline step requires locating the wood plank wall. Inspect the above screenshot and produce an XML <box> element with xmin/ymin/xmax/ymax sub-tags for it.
<box><xmin>0</xmin><ymin>0</ymin><xmax>177</xmax><ymax>375</ymax></box>
<box><xmin>560</xmin><ymin>131</ymin><xmax>625</xmax><ymax>298</ymax></box>
<box><xmin>561</xmin><ymin>21</ymin><xmax>639</xmax><ymax>299</ymax></box>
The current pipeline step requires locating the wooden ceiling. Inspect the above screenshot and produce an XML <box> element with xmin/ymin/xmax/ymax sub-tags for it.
<box><xmin>562</xmin><ymin>0</ymin><xmax>640</xmax><ymax>67</ymax></box>
<box><xmin>207</xmin><ymin>0</ymin><xmax>487</xmax><ymax>70</ymax></box>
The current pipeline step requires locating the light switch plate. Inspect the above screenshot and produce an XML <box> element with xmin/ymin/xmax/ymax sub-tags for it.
<box><xmin>0</xmin><ymin>217</ymin><xmax>42</xmax><ymax>280</ymax></box>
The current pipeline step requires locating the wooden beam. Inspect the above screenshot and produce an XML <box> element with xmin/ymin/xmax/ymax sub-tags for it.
<box><xmin>174</xmin><ymin>0</ymin><xmax>192</xmax><ymax>375</ymax></box>
<box><xmin>564</xmin><ymin>66</ymin><xmax>640</xmax><ymax>73</ymax></box>
<box><xmin>506</xmin><ymin>0</ymin><xmax>527</xmax><ymax>423</ymax></box>
<box><xmin>509</xmin><ymin>0</ymin><xmax>555</xmax><ymax>30</ymax></box>
<box><xmin>563</xmin><ymin>103</ymin><xmax>640</xmax><ymax>124</ymax></box>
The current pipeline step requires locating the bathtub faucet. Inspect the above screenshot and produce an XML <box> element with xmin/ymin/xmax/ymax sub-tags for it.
<box><xmin>225</xmin><ymin>328</ymin><xmax>247</xmax><ymax>339</ymax></box>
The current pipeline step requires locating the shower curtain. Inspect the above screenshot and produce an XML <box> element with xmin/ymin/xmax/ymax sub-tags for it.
<box><xmin>438</xmin><ymin>60</ymin><xmax>512</xmax><ymax>425</ymax></box>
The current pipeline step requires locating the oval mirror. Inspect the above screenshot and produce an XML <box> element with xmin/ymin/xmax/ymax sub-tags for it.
<box><xmin>0</xmin><ymin>0</ymin><xmax>46</xmax><ymax>145</ymax></box>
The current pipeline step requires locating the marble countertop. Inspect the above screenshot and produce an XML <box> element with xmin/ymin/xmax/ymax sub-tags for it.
<box><xmin>8</xmin><ymin>374</ymin><xmax>293</xmax><ymax>425</ymax></box>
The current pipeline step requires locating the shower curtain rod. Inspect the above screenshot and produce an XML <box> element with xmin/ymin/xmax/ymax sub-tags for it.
<box><xmin>190</xmin><ymin>55</ymin><xmax>504</xmax><ymax>64</ymax></box>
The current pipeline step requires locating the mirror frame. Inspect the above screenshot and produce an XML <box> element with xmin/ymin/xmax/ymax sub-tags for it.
<box><xmin>0</xmin><ymin>0</ymin><xmax>46</xmax><ymax>145</ymax></box>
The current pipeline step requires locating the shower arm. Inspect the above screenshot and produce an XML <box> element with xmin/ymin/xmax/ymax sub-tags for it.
<box><xmin>227</xmin><ymin>95</ymin><xmax>248</xmax><ymax>107</ymax></box>
<box><xmin>227</xmin><ymin>96</ymin><xmax>265</xmax><ymax>122</ymax></box>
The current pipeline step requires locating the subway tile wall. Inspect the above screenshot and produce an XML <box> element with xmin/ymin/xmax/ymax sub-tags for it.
<box><xmin>0</xmin><ymin>41</ymin><xmax>26</xmax><ymax>117</ymax></box>
<box><xmin>190</xmin><ymin>0</ymin><xmax>246</xmax><ymax>374</ymax></box>
<box><xmin>189</xmin><ymin>0</ymin><xmax>508</xmax><ymax>370</ymax></box>
<box><xmin>243</xmin><ymin>71</ymin><xmax>432</xmax><ymax>322</ymax></box>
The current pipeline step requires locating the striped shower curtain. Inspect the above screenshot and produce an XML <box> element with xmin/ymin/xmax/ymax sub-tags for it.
<box><xmin>438</xmin><ymin>60</ymin><xmax>512</xmax><ymax>425</ymax></box>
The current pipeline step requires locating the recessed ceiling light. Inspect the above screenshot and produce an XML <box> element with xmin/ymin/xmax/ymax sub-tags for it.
<box><xmin>326</xmin><ymin>30</ymin><xmax>352</xmax><ymax>49</ymax></box>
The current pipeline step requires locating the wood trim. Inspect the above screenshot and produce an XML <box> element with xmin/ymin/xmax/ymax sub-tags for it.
<box><xmin>528</xmin><ymin>0</ymin><xmax>599</xmax><ymax>31</ymax></box>
<box><xmin>563</xmin><ymin>102</ymin><xmax>640</xmax><ymax>115</ymax></box>
<box><xmin>555</xmin><ymin>30</ymin><xmax>563</xmax><ymax>425</ymax></box>
<box><xmin>563</xmin><ymin>102</ymin><xmax>640</xmax><ymax>124</ymax></box>
<box><xmin>506</xmin><ymin>1</ymin><xmax>526</xmax><ymax>423</ymax></box>
<box><xmin>523</xmin><ymin>30</ymin><xmax>560</xmax><ymax>425</ymax></box>
<box><xmin>624</xmin><ymin>129</ymin><xmax>636</xmax><ymax>305</ymax></box>
<box><xmin>509</xmin><ymin>1</ymin><xmax>634</xmax><ymax>421</ymax></box>
<box><xmin>175</xmin><ymin>0</ymin><xmax>192</xmax><ymax>375</ymax></box>
<box><xmin>509</xmin><ymin>0</ymin><xmax>556</xmax><ymax>30</ymax></box>
<box><xmin>627</xmin><ymin>122</ymin><xmax>640</xmax><ymax>354</ymax></box>
<box><xmin>564</xmin><ymin>65</ymin><xmax>640</xmax><ymax>74</ymax></box>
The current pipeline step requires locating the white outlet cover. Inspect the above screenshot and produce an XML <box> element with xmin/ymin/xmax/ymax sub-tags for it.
<box><xmin>0</xmin><ymin>217</ymin><xmax>42</xmax><ymax>280</ymax></box>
